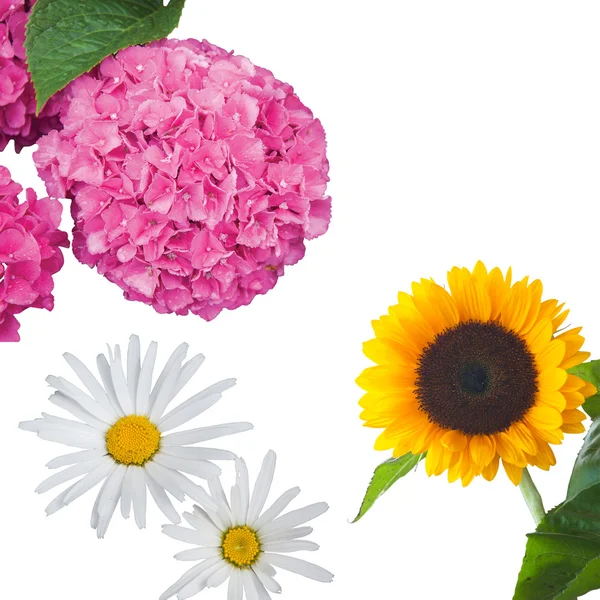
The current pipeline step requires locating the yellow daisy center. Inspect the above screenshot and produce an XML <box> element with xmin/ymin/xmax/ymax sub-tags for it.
<box><xmin>221</xmin><ymin>526</ymin><xmax>261</xmax><ymax>568</ymax></box>
<box><xmin>105</xmin><ymin>415</ymin><xmax>161</xmax><ymax>465</ymax></box>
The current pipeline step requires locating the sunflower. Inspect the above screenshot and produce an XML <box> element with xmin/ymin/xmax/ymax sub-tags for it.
<box><xmin>357</xmin><ymin>262</ymin><xmax>597</xmax><ymax>486</ymax></box>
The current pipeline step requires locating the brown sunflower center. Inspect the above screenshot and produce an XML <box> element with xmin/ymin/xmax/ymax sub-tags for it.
<box><xmin>415</xmin><ymin>320</ymin><xmax>539</xmax><ymax>435</ymax></box>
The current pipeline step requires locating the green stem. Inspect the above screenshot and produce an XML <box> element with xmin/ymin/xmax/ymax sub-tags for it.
<box><xmin>519</xmin><ymin>468</ymin><xmax>546</xmax><ymax>526</ymax></box>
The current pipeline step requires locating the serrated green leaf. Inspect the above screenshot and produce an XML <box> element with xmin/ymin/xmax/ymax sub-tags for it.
<box><xmin>353</xmin><ymin>453</ymin><xmax>424</xmax><ymax>523</ymax></box>
<box><xmin>569</xmin><ymin>361</ymin><xmax>600</xmax><ymax>419</ymax></box>
<box><xmin>25</xmin><ymin>0</ymin><xmax>186</xmax><ymax>112</ymax></box>
<box><xmin>513</xmin><ymin>419</ymin><xmax>600</xmax><ymax>599</ymax></box>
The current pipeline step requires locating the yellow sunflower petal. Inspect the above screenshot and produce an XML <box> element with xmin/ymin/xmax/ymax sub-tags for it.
<box><xmin>525</xmin><ymin>406</ymin><xmax>563</xmax><ymax>430</ymax></box>
<box><xmin>447</xmin><ymin>267</ymin><xmax>492</xmax><ymax>322</ymax></box>
<box><xmin>363</xmin><ymin>338</ymin><xmax>410</xmax><ymax>366</ymax></box>
<box><xmin>374</xmin><ymin>431</ymin><xmax>397</xmax><ymax>451</ymax></box>
<box><xmin>495</xmin><ymin>432</ymin><xmax>527</xmax><ymax>467</ymax></box>
<box><xmin>562</xmin><ymin>409</ymin><xmax>587</xmax><ymax>425</ymax></box>
<box><xmin>581</xmin><ymin>381</ymin><xmax>598</xmax><ymax>398</ymax></box>
<box><xmin>561</xmin><ymin>422</ymin><xmax>586</xmax><ymax>434</ymax></box>
<box><xmin>410</xmin><ymin>422</ymin><xmax>439</xmax><ymax>454</ymax></box>
<box><xmin>563</xmin><ymin>390</ymin><xmax>585</xmax><ymax>410</ymax></box>
<box><xmin>532</xmin><ymin>427</ymin><xmax>564</xmax><ymax>444</ymax></box>
<box><xmin>519</xmin><ymin>279</ymin><xmax>543</xmax><ymax>336</ymax></box>
<box><xmin>524</xmin><ymin>319</ymin><xmax>553</xmax><ymax>356</ymax></box>
<box><xmin>562</xmin><ymin>374</ymin><xmax>588</xmax><ymax>393</ymax></box>
<box><xmin>411</xmin><ymin>279</ymin><xmax>459</xmax><ymax>335</ymax></box>
<box><xmin>527</xmin><ymin>441</ymin><xmax>556</xmax><ymax>470</ymax></box>
<box><xmin>499</xmin><ymin>279</ymin><xmax>533</xmax><ymax>334</ymax></box>
<box><xmin>502</xmin><ymin>460</ymin><xmax>523</xmax><ymax>485</ymax></box>
<box><xmin>482</xmin><ymin>455</ymin><xmax>500</xmax><ymax>481</ymax></box>
<box><xmin>538</xmin><ymin>390</ymin><xmax>567</xmax><ymax>412</ymax></box>
<box><xmin>538</xmin><ymin>368</ymin><xmax>568</xmax><ymax>392</ymax></box>
<box><xmin>440</xmin><ymin>429</ymin><xmax>468</xmax><ymax>452</ymax></box>
<box><xmin>561</xmin><ymin>351</ymin><xmax>591</xmax><ymax>371</ymax></box>
<box><xmin>469</xmin><ymin>435</ymin><xmax>496</xmax><ymax>467</ymax></box>
<box><xmin>535</xmin><ymin>339</ymin><xmax>566</xmax><ymax>371</ymax></box>
<box><xmin>508</xmin><ymin>422</ymin><xmax>539</xmax><ymax>456</ymax></box>
<box><xmin>356</xmin><ymin>366</ymin><xmax>416</xmax><ymax>393</ymax></box>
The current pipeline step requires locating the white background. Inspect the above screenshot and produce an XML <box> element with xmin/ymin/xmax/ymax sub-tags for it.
<box><xmin>2</xmin><ymin>1</ymin><xmax>600</xmax><ymax>598</ymax></box>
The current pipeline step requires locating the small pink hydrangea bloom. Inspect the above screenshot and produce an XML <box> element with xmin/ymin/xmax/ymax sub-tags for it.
<box><xmin>0</xmin><ymin>165</ymin><xmax>69</xmax><ymax>341</ymax></box>
<box><xmin>0</xmin><ymin>0</ymin><xmax>61</xmax><ymax>152</ymax></box>
<box><xmin>34</xmin><ymin>38</ymin><xmax>331</xmax><ymax>320</ymax></box>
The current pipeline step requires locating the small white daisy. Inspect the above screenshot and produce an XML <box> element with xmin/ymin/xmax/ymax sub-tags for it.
<box><xmin>161</xmin><ymin>451</ymin><xmax>334</xmax><ymax>600</ymax></box>
<box><xmin>20</xmin><ymin>335</ymin><xmax>252</xmax><ymax>537</ymax></box>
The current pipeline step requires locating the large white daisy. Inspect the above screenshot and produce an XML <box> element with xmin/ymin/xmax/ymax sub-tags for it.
<box><xmin>20</xmin><ymin>335</ymin><xmax>252</xmax><ymax>537</ymax></box>
<box><xmin>161</xmin><ymin>451</ymin><xmax>334</xmax><ymax>600</ymax></box>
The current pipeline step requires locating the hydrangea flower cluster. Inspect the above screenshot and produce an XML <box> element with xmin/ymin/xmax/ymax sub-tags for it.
<box><xmin>34</xmin><ymin>38</ymin><xmax>331</xmax><ymax>320</ymax></box>
<box><xmin>0</xmin><ymin>165</ymin><xmax>68</xmax><ymax>341</ymax></box>
<box><xmin>0</xmin><ymin>0</ymin><xmax>61</xmax><ymax>152</ymax></box>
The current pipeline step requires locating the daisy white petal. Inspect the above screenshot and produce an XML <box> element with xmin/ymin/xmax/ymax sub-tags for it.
<box><xmin>21</xmin><ymin>337</ymin><xmax>248</xmax><ymax>536</ymax></box>
<box><xmin>149</xmin><ymin>342</ymin><xmax>188</xmax><ymax>417</ymax></box>
<box><xmin>235</xmin><ymin>457</ymin><xmax>250</xmax><ymax>521</ymax></box>
<box><xmin>253</xmin><ymin>565</ymin><xmax>281</xmax><ymax>594</ymax></box>
<box><xmin>131</xmin><ymin>466</ymin><xmax>147</xmax><ymax>529</ymax></box>
<box><xmin>127</xmin><ymin>334</ymin><xmax>141</xmax><ymax>408</ymax></box>
<box><xmin>64</xmin><ymin>458</ymin><xmax>115</xmax><ymax>506</ymax></box>
<box><xmin>260</xmin><ymin>526</ymin><xmax>313</xmax><ymax>544</ymax></box>
<box><xmin>175</xmin><ymin>547</ymin><xmax>220</xmax><ymax>561</ymax></box>
<box><xmin>136</xmin><ymin>341</ymin><xmax>158</xmax><ymax>416</ymax></box>
<box><xmin>248</xmin><ymin>451</ymin><xmax>276</xmax><ymax>525</ymax></box>
<box><xmin>160</xmin><ymin>558</ymin><xmax>221</xmax><ymax>600</ymax></box>
<box><xmin>46</xmin><ymin>448</ymin><xmax>106</xmax><ymax>469</ymax></box>
<box><xmin>110</xmin><ymin>346</ymin><xmax>134</xmax><ymax>415</ymax></box>
<box><xmin>162</xmin><ymin>524</ymin><xmax>221</xmax><ymax>546</ymax></box>
<box><xmin>35</xmin><ymin>460</ymin><xmax>100</xmax><ymax>494</ymax></box>
<box><xmin>253</xmin><ymin>487</ymin><xmax>301</xmax><ymax>530</ymax></box>
<box><xmin>120</xmin><ymin>466</ymin><xmax>134</xmax><ymax>519</ymax></box>
<box><xmin>162</xmin><ymin>423</ymin><xmax>253</xmax><ymax>446</ymax></box>
<box><xmin>146</xmin><ymin>472</ymin><xmax>181</xmax><ymax>524</ymax></box>
<box><xmin>175</xmin><ymin>353</ymin><xmax>206</xmax><ymax>398</ymax></box>
<box><xmin>227</xmin><ymin>569</ymin><xmax>243</xmax><ymax>600</ymax></box>
<box><xmin>159</xmin><ymin>379</ymin><xmax>236</xmax><ymax>431</ymax></box>
<box><xmin>184</xmin><ymin>509</ymin><xmax>221</xmax><ymax>537</ymax></box>
<box><xmin>153</xmin><ymin>453</ymin><xmax>222</xmax><ymax>479</ymax></box>
<box><xmin>254</xmin><ymin>558</ymin><xmax>277</xmax><ymax>578</ymax></box>
<box><xmin>207</xmin><ymin>564</ymin><xmax>234</xmax><ymax>588</ymax></box>
<box><xmin>263</xmin><ymin>540</ymin><xmax>319</xmax><ymax>553</ymax></box>
<box><xmin>262</xmin><ymin>554</ymin><xmax>334</xmax><ymax>583</ymax></box>
<box><xmin>49</xmin><ymin>392</ymin><xmax>109</xmax><ymax>430</ymax></box>
<box><xmin>258</xmin><ymin>503</ymin><xmax>329</xmax><ymax>535</ymax></box>
<box><xmin>162</xmin><ymin>452</ymin><xmax>332</xmax><ymax>599</ymax></box>
<box><xmin>96</xmin><ymin>353</ymin><xmax>126</xmax><ymax>417</ymax></box>
<box><xmin>162</xmin><ymin>447</ymin><xmax>237</xmax><ymax>462</ymax></box>
<box><xmin>95</xmin><ymin>466</ymin><xmax>126</xmax><ymax>538</ymax></box>
<box><xmin>63</xmin><ymin>352</ymin><xmax>114</xmax><ymax>413</ymax></box>
<box><xmin>45</xmin><ymin>482</ymin><xmax>77</xmax><ymax>516</ymax></box>
<box><xmin>46</xmin><ymin>375</ymin><xmax>115</xmax><ymax>424</ymax></box>
<box><xmin>144</xmin><ymin>462</ymin><xmax>186</xmax><ymax>502</ymax></box>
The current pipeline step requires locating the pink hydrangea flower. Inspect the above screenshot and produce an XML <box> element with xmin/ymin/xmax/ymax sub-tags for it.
<box><xmin>34</xmin><ymin>38</ymin><xmax>331</xmax><ymax>320</ymax></box>
<box><xmin>0</xmin><ymin>165</ymin><xmax>69</xmax><ymax>341</ymax></box>
<box><xmin>0</xmin><ymin>0</ymin><xmax>61</xmax><ymax>152</ymax></box>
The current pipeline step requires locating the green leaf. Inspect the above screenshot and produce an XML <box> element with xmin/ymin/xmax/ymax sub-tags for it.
<box><xmin>568</xmin><ymin>361</ymin><xmax>600</xmax><ymax>419</ymax></box>
<box><xmin>25</xmin><ymin>0</ymin><xmax>186</xmax><ymax>112</ymax></box>
<box><xmin>514</xmin><ymin>419</ymin><xmax>600</xmax><ymax>599</ymax></box>
<box><xmin>353</xmin><ymin>453</ymin><xmax>424</xmax><ymax>523</ymax></box>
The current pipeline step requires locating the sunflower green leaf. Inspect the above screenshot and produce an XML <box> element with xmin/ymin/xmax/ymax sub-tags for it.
<box><xmin>569</xmin><ymin>361</ymin><xmax>600</xmax><ymax>419</ymax></box>
<box><xmin>353</xmin><ymin>453</ymin><xmax>424</xmax><ymax>523</ymax></box>
<box><xmin>513</xmin><ymin>418</ymin><xmax>600</xmax><ymax>599</ymax></box>
<box><xmin>25</xmin><ymin>0</ymin><xmax>185</xmax><ymax>112</ymax></box>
